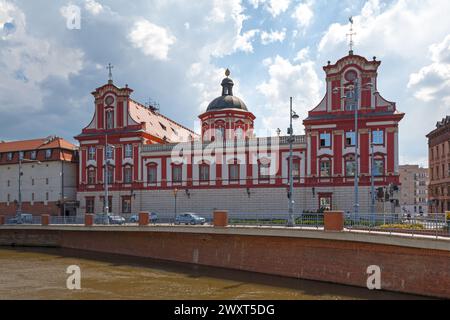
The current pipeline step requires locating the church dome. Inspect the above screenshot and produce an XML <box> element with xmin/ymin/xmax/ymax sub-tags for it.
<box><xmin>206</xmin><ymin>69</ymin><xmax>248</xmax><ymax>112</ymax></box>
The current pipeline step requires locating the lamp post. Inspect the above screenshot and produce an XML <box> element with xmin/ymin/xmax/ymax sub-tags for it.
<box><xmin>173</xmin><ymin>188</ymin><xmax>178</xmax><ymax>223</ymax></box>
<box><xmin>17</xmin><ymin>155</ymin><xmax>41</xmax><ymax>215</ymax></box>
<box><xmin>333</xmin><ymin>79</ymin><xmax>373</xmax><ymax>216</ymax></box>
<box><xmin>104</xmin><ymin>134</ymin><xmax>115</xmax><ymax>222</ymax></box>
<box><xmin>370</xmin><ymin>138</ymin><xmax>375</xmax><ymax>215</ymax></box>
<box><xmin>287</xmin><ymin>97</ymin><xmax>300</xmax><ymax>227</ymax></box>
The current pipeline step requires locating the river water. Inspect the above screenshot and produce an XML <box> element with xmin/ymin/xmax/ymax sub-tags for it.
<box><xmin>0</xmin><ymin>247</ymin><xmax>424</xmax><ymax>300</ymax></box>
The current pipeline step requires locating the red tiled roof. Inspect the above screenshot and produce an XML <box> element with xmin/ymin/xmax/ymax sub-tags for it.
<box><xmin>128</xmin><ymin>99</ymin><xmax>199</xmax><ymax>143</ymax></box>
<box><xmin>0</xmin><ymin>136</ymin><xmax>77</xmax><ymax>153</ymax></box>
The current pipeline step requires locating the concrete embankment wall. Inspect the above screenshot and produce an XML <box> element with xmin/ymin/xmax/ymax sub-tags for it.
<box><xmin>0</xmin><ymin>226</ymin><xmax>449</xmax><ymax>299</ymax></box>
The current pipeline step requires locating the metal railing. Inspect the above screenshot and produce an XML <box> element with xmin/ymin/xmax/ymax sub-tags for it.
<box><xmin>344</xmin><ymin>213</ymin><xmax>449</xmax><ymax>238</ymax></box>
<box><xmin>228</xmin><ymin>213</ymin><xmax>324</xmax><ymax>229</ymax></box>
<box><xmin>49</xmin><ymin>216</ymin><xmax>85</xmax><ymax>225</ymax></box>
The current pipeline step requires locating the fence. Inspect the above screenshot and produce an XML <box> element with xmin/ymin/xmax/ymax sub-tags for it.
<box><xmin>2</xmin><ymin>212</ymin><xmax>449</xmax><ymax>239</ymax></box>
<box><xmin>344</xmin><ymin>213</ymin><xmax>449</xmax><ymax>238</ymax></box>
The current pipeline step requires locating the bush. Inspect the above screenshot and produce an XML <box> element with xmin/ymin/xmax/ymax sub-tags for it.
<box><xmin>379</xmin><ymin>223</ymin><xmax>424</xmax><ymax>230</ymax></box>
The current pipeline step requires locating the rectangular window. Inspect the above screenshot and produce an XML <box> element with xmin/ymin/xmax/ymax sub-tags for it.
<box><xmin>319</xmin><ymin>195</ymin><xmax>332</xmax><ymax>211</ymax></box>
<box><xmin>229</xmin><ymin>164</ymin><xmax>240</xmax><ymax>182</ymax></box>
<box><xmin>345</xmin><ymin>160</ymin><xmax>356</xmax><ymax>177</ymax></box>
<box><xmin>106</xmin><ymin>146</ymin><xmax>114</xmax><ymax>160</ymax></box>
<box><xmin>124</xmin><ymin>167</ymin><xmax>132</xmax><ymax>184</ymax></box>
<box><xmin>320</xmin><ymin>133</ymin><xmax>331</xmax><ymax>148</ymax></box>
<box><xmin>46</xmin><ymin>192</ymin><xmax>49</xmax><ymax>201</ymax></box>
<box><xmin>7</xmin><ymin>194</ymin><xmax>10</xmax><ymax>202</ymax></box>
<box><xmin>86</xmin><ymin>197</ymin><xmax>95</xmax><ymax>214</ymax></box>
<box><xmin>19</xmin><ymin>151</ymin><xmax>24</xmax><ymax>160</ymax></box>
<box><xmin>372</xmin><ymin>130</ymin><xmax>384</xmax><ymax>145</ymax></box>
<box><xmin>32</xmin><ymin>193</ymin><xmax>35</xmax><ymax>201</ymax></box>
<box><xmin>45</xmin><ymin>178</ymin><xmax>49</xmax><ymax>185</ymax></box>
<box><xmin>320</xmin><ymin>160</ymin><xmax>331</xmax><ymax>177</ymax></box>
<box><xmin>7</xmin><ymin>152</ymin><xmax>13</xmax><ymax>161</ymax></box>
<box><xmin>172</xmin><ymin>165</ymin><xmax>182</xmax><ymax>183</ymax></box>
<box><xmin>148</xmin><ymin>166</ymin><xmax>157</xmax><ymax>183</ymax></box>
<box><xmin>259</xmin><ymin>162</ymin><xmax>271</xmax><ymax>180</ymax></box>
<box><xmin>88</xmin><ymin>169</ymin><xmax>96</xmax><ymax>185</ymax></box>
<box><xmin>345</xmin><ymin>132</ymin><xmax>356</xmax><ymax>146</ymax></box>
<box><xmin>45</xmin><ymin>149</ymin><xmax>52</xmax><ymax>159</ymax></box>
<box><xmin>7</xmin><ymin>180</ymin><xmax>10</xmax><ymax>187</ymax></box>
<box><xmin>30</xmin><ymin>151</ymin><xmax>37</xmax><ymax>160</ymax></box>
<box><xmin>292</xmin><ymin>160</ymin><xmax>300</xmax><ymax>181</ymax></box>
<box><xmin>374</xmin><ymin>159</ymin><xmax>384</xmax><ymax>176</ymax></box>
<box><xmin>124</xmin><ymin>144</ymin><xmax>133</xmax><ymax>158</ymax></box>
<box><xmin>107</xmin><ymin>167</ymin><xmax>114</xmax><ymax>184</ymax></box>
<box><xmin>88</xmin><ymin>147</ymin><xmax>96</xmax><ymax>161</ymax></box>
<box><xmin>32</xmin><ymin>179</ymin><xmax>35</xmax><ymax>186</ymax></box>
<box><xmin>199</xmin><ymin>164</ymin><xmax>210</xmax><ymax>182</ymax></box>
<box><xmin>122</xmin><ymin>196</ymin><xmax>131</xmax><ymax>214</ymax></box>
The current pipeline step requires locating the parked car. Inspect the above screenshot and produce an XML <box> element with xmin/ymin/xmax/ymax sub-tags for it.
<box><xmin>175</xmin><ymin>213</ymin><xmax>206</xmax><ymax>225</ymax></box>
<box><xmin>7</xmin><ymin>213</ymin><xmax>33</xmax><ymax>224</ymax></box>
<box><xmin>108</xmin><ymin>215</ymin><xmax>126</xmax><ymax>225</ymax></box>
<box><xmin>129</xmin><ymin>212</ymin><xmax>158</xmax><ymax>223</ymax></box>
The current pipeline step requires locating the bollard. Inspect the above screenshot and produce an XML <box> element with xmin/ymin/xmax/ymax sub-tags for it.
<box><xmin>213</xmin><ymin>210</ymin><xmax>228</xmax><ymax>227</ymax></box>
<box><xmin>139</xmin><ymin>211</ymin><xmax>150</xmax><ymax>226</ymax></box>
<box><xmin>324</xmin><ymin>211</ymin><xmax>344</xmax><ymax>232</ymax></box>
<box><xmin>85</xmin><ymin>214</ymin><xmax>94</xmax><ymax>226</ymax></box>
<box><xmin>41</xmin><ymin>214</ymin><xmax>50</xmax><ymax>226</ymax></box>
<box><xmin>0</xmin><ymin>216</ymin><xmax>5</xmax><ymax>225</ymax></box>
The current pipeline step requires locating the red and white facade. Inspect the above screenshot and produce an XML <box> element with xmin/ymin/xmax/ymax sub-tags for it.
<box><xmin>76</xmin><ymin>53</ymin><xmax>404</xmax><ymax>216</ymax></box>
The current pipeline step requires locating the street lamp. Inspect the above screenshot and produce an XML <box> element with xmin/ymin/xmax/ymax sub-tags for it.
<box><xmin>173</xmin><ymin>188</ymin><xmax>178</xmax><ymax>223</ymax></box>
<box><xmin>17</xmin><ymin>156</ymin><xmax>41</xmax><ymax>215</ymax></box>
<box><xmin>287</xmin><ymin>97</ymin><xmax>300</xmax><ymax>227</ymax></box>
<box><xmin>333</xmin><ymin>79</ymin><xmax>373</xmax><ymax>216</ymax></box>
<box><xmin>104</xmin><ymin>134</ymin><xmax>115</xmax><ymax>222</ymax></box>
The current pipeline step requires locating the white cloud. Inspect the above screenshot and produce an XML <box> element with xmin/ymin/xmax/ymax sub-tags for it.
<box><xmin>291</xmin><ymin>0</ymin><xmax>314</xmax><ymax>30</ymax></box>
<box><xmin>408</xmin><ymin>34</ymin><xmax>450</xmax><ymax>104</ymax></box>
<box><xmin>0</xmin><ymin>1</ymin><xmax>84</xmax><ymax>112</ymax></box>
<box><xmin>85</xmin><ymin>0</ymin><xmax>103</xmax><ymax>15</ymax></box>
<box><xmin>248</xmin><ymin>0</ymin><xmax>291</xmax><ymax>17</ymax></box>
<box><xmin>294</xmin><ymin>47</ymin><xmax>310</xmax><ymax>62</ymax></box>
<box><xmin>234</xmin><ymin>29</ymin><xmax>259</xmax><ymax>53</ymax></box>
<box><xmin>128</xmin><ymin>19</ymin><xmax>176</xmax><ymax>60</ymax></box>
<box><xmin>260</xmin><ymin>28</ymin><xmax>286</xmax><ymax>45</ymax></box>
<box><xmin>256</xmin><ymin>55</ymin><xmax>322</xmax><ymax>134</ymax></box>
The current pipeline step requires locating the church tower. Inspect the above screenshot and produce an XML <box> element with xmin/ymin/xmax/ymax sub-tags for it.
<box><xmin>199</xmin><ymin>69</ymin><xmax>255</xmax><ymax>142</ymax></box>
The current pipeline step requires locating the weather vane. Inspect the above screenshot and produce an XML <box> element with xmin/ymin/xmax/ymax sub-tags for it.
<box><xmin>347</xmin><ymin>16</ymin><xmax>356</xmax><ymax>54</ymax></box>
<box><xmin>107</xmin><ymin>63</ymin><xmax>114</xmax><ymax>82</ymax></box>
<box><xmin>225</xmin><ymin>68</ymin><xmax>230</xmax><ymax>77</ymax></box>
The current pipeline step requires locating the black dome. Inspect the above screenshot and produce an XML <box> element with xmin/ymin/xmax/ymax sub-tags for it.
<box><xmin>207</xmin><ymin>95</ymin><xmax>248</xmax><ymax>111</ymax></box>
<box><xmin>206</xmin><ymin>69</ymin><xmax>248</xmax><ymax>112</ymax></box>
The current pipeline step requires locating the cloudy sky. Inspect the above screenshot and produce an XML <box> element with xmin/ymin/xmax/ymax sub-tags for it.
<box><xmin>0</xmin><ymin>0</ymin><xmax>449</xmax><ymax>166</ymax></box>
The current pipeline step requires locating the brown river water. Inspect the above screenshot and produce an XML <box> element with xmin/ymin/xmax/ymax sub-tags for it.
<box><xmin>0</xmin><ymin>247</ymin><xmax>425</xmax><ymax>300</ymax></box>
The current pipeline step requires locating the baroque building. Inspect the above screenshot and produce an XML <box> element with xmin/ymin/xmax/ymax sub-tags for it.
<box><xmin>76</xmin><ymin>51</ymin><xmax>404</xmax><ymax>216</ymax></box>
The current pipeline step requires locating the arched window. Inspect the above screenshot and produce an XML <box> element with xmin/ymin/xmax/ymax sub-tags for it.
<box><xmin>106</xmin><ymin>110</ymin><xmax>114</xmax><ymax>129</ymax></box>
<box><xmin>199</xmin><ymin>162</ymin><xmax>210</xmax><ymax>182</ymax></box>
<box><xmin>258</xmin><ymin>158</ymin><xmax>271</xmax><ymax>181</ymax></box>
<box><xmin>344</xmin><ymin>154</ymin><xmax>356</xmax><ymax>177</ymax></box>
<box><xmin>87</xmin><ymin>167</ymin><xmax>96</xmax><ymax>185</ymax></box>
<box><xmin>123</xmin><ymin>165</ymin><xmax>133</xmax><ymax>184</ymax></box>
<box><xmin>147</xmin><ymin>163</ymin><xmax>158</xmax><ymax>184</ymax></box>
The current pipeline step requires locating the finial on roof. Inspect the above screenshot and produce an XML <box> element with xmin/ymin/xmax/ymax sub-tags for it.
<box><xmin>347</xmin><ymin>16</ymin><xmax>356</xmax><ymax>55</ymax></box>
<box><xmin>225</xmin><ymin>68</ymin><xmax>231</xmax><ymax>77</ymax></box>
<box><xmin>107</xmin><ymin>63</ymin><xmax>114</xmax><ymax>84</ymax></box>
